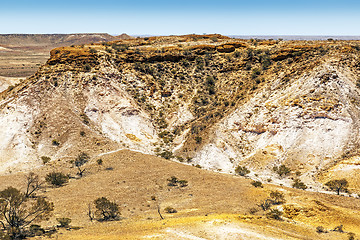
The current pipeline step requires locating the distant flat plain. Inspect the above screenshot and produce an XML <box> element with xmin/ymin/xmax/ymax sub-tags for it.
<box><xmin>0</xmin><ymin>33</ymin><xmax>121</xmax><ymax>78</ymax></box>
<box><xmin>0</xmin><ymin>46</ymin><xmax>48</xmax><ymax>77</ymax></box>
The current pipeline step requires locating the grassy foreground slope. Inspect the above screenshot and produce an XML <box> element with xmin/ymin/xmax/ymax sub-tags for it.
<box><xmin>1</xmin><ymin>150</ymin><xmax>359</xmax><ymax>239</ymax></box>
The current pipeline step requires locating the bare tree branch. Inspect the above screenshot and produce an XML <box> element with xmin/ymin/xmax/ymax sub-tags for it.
<box><xmin>25</xmin><ymin>172</ymin><xmax>44</xmax><ymax>198</ymax></box>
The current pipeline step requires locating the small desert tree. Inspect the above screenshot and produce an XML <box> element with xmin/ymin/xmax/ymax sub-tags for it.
<box><xmin>258</xmin><ymin>198</ymin><xmax>273</xmax><ymax>211</ymax></box>
<box><xmin>74</xmin><ymin>152</ymin><xmax>90</xmax><ymax>177</ymax></box>
<box><xmin>325</xmin><ymin>179</ymin><xmax>349</xmax><ymax>195</ymax></box>
<box><xmin>24</xmin><ymin>172</ymin><xmax>44</xmax><ymax>198</ymax></box>
<box><xmin>0</xmin><ymin>187</ymin><xmax>53</xmax><ymax>239</ymax></box>
<box><xmin>94</xmin><ymin>197</ymin><xmax>120</xmax><ymax>221</ymax></box>
<box><xmin>258</xmin><ymin>190</ymin><xmax>286</xmax><ymax>211</ymax></box>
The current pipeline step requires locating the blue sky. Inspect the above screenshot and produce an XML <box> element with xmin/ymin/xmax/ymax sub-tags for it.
<box><xmin>1</xmin><ymin>0</ymin><xmax>360</xmax><ymax>35</ymax></box>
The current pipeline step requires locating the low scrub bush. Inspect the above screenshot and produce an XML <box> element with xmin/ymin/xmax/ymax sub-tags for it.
<box><xmin>167</xmin><ymin>176</ymin><xmax>188</xmax><ymax>187</ymax></box>
<box><xmin>164</xmin><ymin>207</ymin><xmax>177</xmax><ymax>213</ymax></box>
<box><xmin>266</xmin><ymin>209</ymin><xmax>282</xmax><ymax>220</ymax></box>
<box><xmin>316</xmin><ymin>226</ymin><xmax>327</xmax><ymax>233</ymax></box>
<box><xmin>94</xmin><ymin>197</ymin><xmax>120</xmax><ymax>221</ymax></box>
<box><xmin>251</xmin><ymin>181</ymin><xmax>263</xmax><ymax>188</ymax></box>
<box><xmin>57</xmin><ymin>218</ymin><xmax>71</xmax><ymax>228</ymax></box>
<box><xmin>45</xmin><ymin>172</ymin><xmax>69</xmax><ymax>187</ymax></box>
<box><xmin>41</xmin><ymin>156</ymin><xmax>51</xmax><ymax>165</ymax></box>
<box><xmin>235</xmin><ymin>165</ymin><xmax>250</xmax><ymax>176</ymax></box>
<box><xmin>292</xmin><ymin>179</ymin><xmax>307</xmax><ymax>190</ymax></box>
<box><xmin>273</xmin><ymin>164</ymin><xmax>291</xmax><ymax>177</ymax></box>
<box><xmin>52</xmin><ymin>139</ymin><xmax>60</xmax><ymax>146</ymax></box>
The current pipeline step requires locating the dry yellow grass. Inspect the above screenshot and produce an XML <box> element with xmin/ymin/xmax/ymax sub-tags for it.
<box><xmin>1</xmin><ymin>150</ymin><xmax>360</xmax><ymax>239</ymax></box>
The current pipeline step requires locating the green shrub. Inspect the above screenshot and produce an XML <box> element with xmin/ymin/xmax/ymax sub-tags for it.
<box><xmin>258</xmin><ymin>198</ymin><xmax>272</xmax><ymax>211</ymax></box>
<box><xmin>167</xmin><ymin>176</ymin><xmax>178</xmax><ymax>186</ymax></box>
<box><xmin>159</xmin><ymin>150</ymin><xmax>173</xmax><ymax>160</ymax></box>
<box><xmin>348</xmin><ymin>233</ymin><xmax>356</xmax><ymax>240</ymax></box>
<box><xmin>333</xmin><ymin>224</ymin><xmax>344</xmax><ymax>233</ymax></box>
<box><xmin>195</xmin><ymin>136</ymin><xmax>202</xmax><ymax>144</ymax></box>
<box><xmin>80</xmin><ymin>113</ymin><xmax>90</xmax><ymax>125</ymax></box>
<box><xmin>205</xmin><ymin>75</ymin><xmax>216</xmax><ymax>95</ymax></box>
<box><xmin>178</xmin><ymin>180</ymin><xmax>188</xmax><ymax>187</ymax></box>
<box><xmin>260</xmin><ymin>55</ymin><xmax>271</xmax><ymax>70</ymax></box>
<box><xmin>251</xmin><ymin>181</ymin><xmax>263</xmax><ymax>188</ymax></box>
<box><xmin>270</xmin><ymin>191</ymin><xmax>286</xmax><ymax>205</ymax></box>
<box><xmin>97</xmin><ymin>159</ymin><xmax>103</xmax><ymax>165</ymax></box>
<box><xmin>84</xmin><ymin>64</ymin><xmax>91</xmax><ymax>72</ymax></box>
<box><xmin>57</xmin><ymin>217</ymin><xmax>71</xmax><ymax>228</ymax></box>
<box><xmin>273</xmin><ymin>164</ymin><xmax>291</xmax><ymax>177</ymax></box>
<box><xmin>316</xmin><ymin>226</ymin><xmax>326</xmax><ymax>233</ymax></box>
<box><xmin>52</xmin><ymin>139</ymin><xmax>60</xmax><ymax>146</ymax></box>
<box><xmin>266</xmin><ymin>209</ymin><xmax>282</xmax><ymax>220</ymax></box>
<box><xmin>251</xmin><ymin>68</ymin><xmax>261</xmax><ymax>79</ymax></box>
<box><xmin>112</xmin><ymin>44</ymin><xmax>129</xmax><ymax>52</ymax></box>
<box><xmin>235</xmin><ymin>165</ymin><xmax>250</xmax><ymax>176</ymax></box>
<box><xmin>167</xmin><ymin>176</ymin><xmax>188</xmax><ymax>187</ymax></box>
<box><xmin>29</xmin><ymin>224</ymin><xmax>45</xmax><ymax>236</ymax></box>
<box><xmin>292</xmin><ymin>179</ymin><xmax>307</xmax><ymax>190</ymax></box>
<box><xmin>41</xmin><ymin>156</ymin><xmax>51</xmax><ymax>165</ymax></box>
<box><xmin>164</xmin><ymin>206</ymin><xmax>177</xmax><ymax>213</ymax></box>
<box><xmin>158</xmin><ymin>131</ymin><xmax>174</xmax><ymax>143</ymax></box>
<box><xmin>94</xmin><ymin>197</ymin><xmax>120</xmax><ymax>221</ymax></box>
<box><xmin>45</xmin><ymin>172</ymin><xmax>69</xmax><ymax>187</ymax></box>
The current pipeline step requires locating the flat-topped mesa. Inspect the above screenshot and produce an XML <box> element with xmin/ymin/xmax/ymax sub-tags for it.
<box><xmin>47</xmin><ymin>46</ymin><xmax>99</xmax><ymax>66</ymax></box>
<box><xmin>43</xmin><ymin>35</ymin><xmax>250</xmax><ymax>69</ymax></box>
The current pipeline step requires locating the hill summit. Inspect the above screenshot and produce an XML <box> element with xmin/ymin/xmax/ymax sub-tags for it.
<box><xmin>1</xmin><ymin>34</ymin><xmax>360</xmax><ymax>193</ymax></box>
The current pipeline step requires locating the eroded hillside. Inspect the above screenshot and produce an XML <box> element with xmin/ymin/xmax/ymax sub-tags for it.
<box><xmin>1</xmin><ymin>34</ymin><xmax>360</xmax><ymax>193</ymax></box>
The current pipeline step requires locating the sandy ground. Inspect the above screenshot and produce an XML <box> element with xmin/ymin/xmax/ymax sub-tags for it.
<box><xmin>0</xmin><ymin>150</ymin><xmax>359</xmax><ymax>239</ymax></box>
